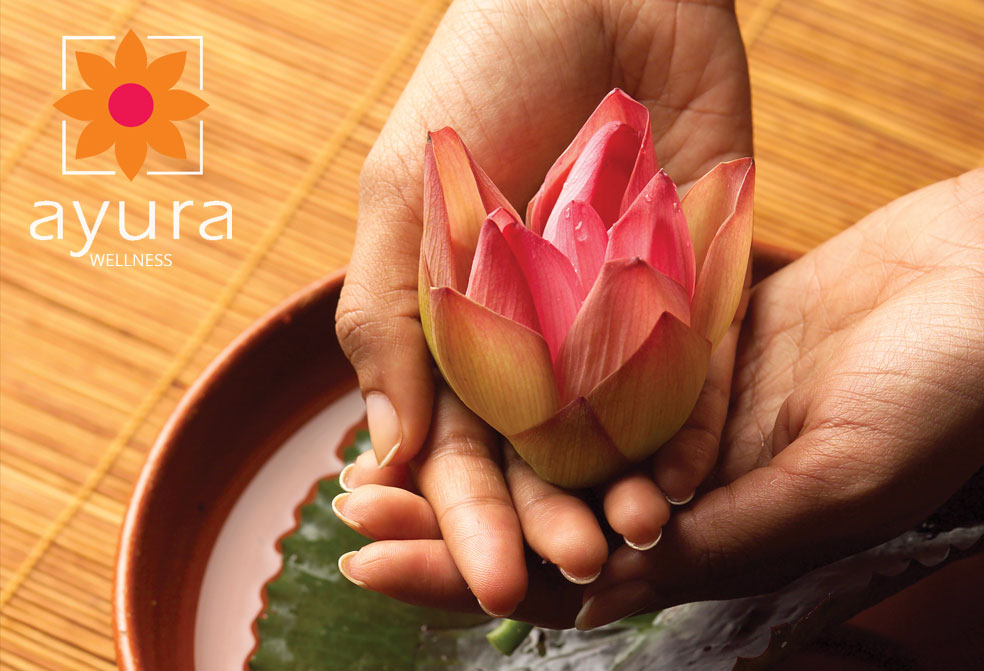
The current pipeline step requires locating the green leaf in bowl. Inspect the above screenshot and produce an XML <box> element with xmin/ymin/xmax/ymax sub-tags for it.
<box><xmin>253</xmin><ymin>436</ymin><xmax>982</xmax><ymax>671</ymax></box>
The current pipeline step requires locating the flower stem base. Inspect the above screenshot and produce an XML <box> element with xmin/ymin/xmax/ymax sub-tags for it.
<box><xmin>486</xmin><ymin>619</ymin><xmax>534</xmax><ymax>655</ymax></box>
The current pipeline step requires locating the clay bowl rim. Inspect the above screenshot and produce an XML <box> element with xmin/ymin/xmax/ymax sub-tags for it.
<box><xmin>112</xmin><ymin>268</ymin><xmax>346</xmax><ymax>671</ymax></box>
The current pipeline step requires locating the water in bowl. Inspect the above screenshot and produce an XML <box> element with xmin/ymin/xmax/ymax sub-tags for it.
<box><xmin>193</xmin><ymin>387</ymin><xmax>365</xmax><ymax>671</ymax></box>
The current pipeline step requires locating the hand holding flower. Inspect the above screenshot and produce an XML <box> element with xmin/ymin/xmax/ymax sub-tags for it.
<box><xmin>335</xmin><ymin>0</ymin><xmax>753</xmax><ymax>617</ymax></box>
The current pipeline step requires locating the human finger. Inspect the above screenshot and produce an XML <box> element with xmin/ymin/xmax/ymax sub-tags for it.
<box><xmin>503</xmin><ymin>445</ymin><xmax>608</xmax><ymax>584</ymax></box>
<box><xmin>413</xmin><ymin>386</ymin><xmax>528</xmax><ymax>617</ymax></box>
<box><xmin>332</xmin><ymin>484</ymin><xmax>440</xmax><ymax>540</ymax></box>
<box><xmin>338</xmin><ymin>448</ymin><xmax>412</xmax><ymax>492</ymax></box>
<box><xmin>602</xmin><ymin>470</ymin><xmax>670</xmax><ymax>551</ymax></box>
<box><xmin>651</xmin><ymin>317</ymin><xmax>741</xmax><ymax>503</ymax></box>
<box><xmin>339</xmin><ymin>539</ymin><xmax>582</xmax><ymax>628</ymax></box>
<box><xmin>335</xmin><ymin>189</ymin><xmax>435</xmax><ymax>468</ymax></box>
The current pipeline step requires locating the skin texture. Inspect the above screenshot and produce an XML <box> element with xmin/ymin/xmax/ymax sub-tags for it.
<box><xmin>335</xmin><ymin>0</ymin><xmax>753</xmax><ymax>617</ymax></box>
<box><xmin>334</xmin><ymin>0</ymin><xmax>984</xmax><ymax>627</ymax></box>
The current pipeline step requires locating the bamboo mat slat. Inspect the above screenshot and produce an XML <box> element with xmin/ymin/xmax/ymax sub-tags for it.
<box><xmin>1</xmin><ymin>1</ymin><xmax>983</xmax><ymax>669</ymax></box>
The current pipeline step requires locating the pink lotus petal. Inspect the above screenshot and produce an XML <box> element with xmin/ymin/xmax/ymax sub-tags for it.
<box><xmin>554</xmin><ymin>258</ymin><xmax>691</xmax><ymax>403</ymax></box>
<box><xmin>469</xmin><ymin>153</ymin><xmax>522</xmax><ymax>223</ymax></box>
<box><xmin>543</xmin><ymin>121</ymin><xmax>640</xmax><ymax>229</ymax></box>
<box><xmin>418</xmin><ymin>256</ymin><xmax>435</xmax><ymax>354</ymax></box>
<box><xmin>587</xmin><ymin>312</ymin><xmax>710</xmax><ymax>461</ymax></box>
<box><xmin>484</xmin><ymin>206</ymin><xmax>519</xmax><ymax>231</ymax></box>
<box><xmin>690</xmin><ymin>160</ymin><xmax>755</xmax><ymax>348</ymax></box>
<box><xmin>507</xmin><ymin>397</ymin><xmax>629</xmax><ymax>489</ymax></box>
<box><xmin>500</xmin><ymin>221</ymin><xmax>585</xmax><ymax>361</ymax></box>
<box><xmin>542</xmin><ymin>200</ymin><xmax>608</xmax><ymax>292</ymax></box>
<box><xmin>606</xmin><ymin>171</ymin><xmax>695</xmax><ymax>297</ymax></box>
<box><xmin>425</xmin><ymin>128</ymin><xmax>520</xmax><ymax>290</ymax></box>
<box><xmin>425</xmin><ymin>287</ymin><xmax>559</xmax><ymax>435</ymax></box>
<box><xmin>683</xmin><ymin>157</ymin><xmax>755</xmax><ymax>276</ymax></box>
<box><xmin>466</xmin><ymin>219</ymin><xmax>541</xmax><ymax>333</ymax></box>
<box><xmin>527</xmin><ymin>89</ymin><xmax>656</xmax><ymax>235</ymax></box>
<box><xmin>422</xmin><ymin>142</ymin><xmax>460</xmax><ymax>290</ymax></box>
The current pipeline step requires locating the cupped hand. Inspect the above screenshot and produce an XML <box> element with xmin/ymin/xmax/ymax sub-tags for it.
<box><xmin>334</xmin><ymin>0</ymin><xmax>752</xmax><ymax>618</ymax></box>
<box><xmin>572</xmin><ymin>170</ymin><xmax>984</xmax><ymax>628</ymax></box>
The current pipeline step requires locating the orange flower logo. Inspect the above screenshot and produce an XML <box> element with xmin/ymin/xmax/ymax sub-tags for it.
<box><xmin>54</xmin><ymin>30</ymin><xmax>207</xmax><ymax>180</ymax></box>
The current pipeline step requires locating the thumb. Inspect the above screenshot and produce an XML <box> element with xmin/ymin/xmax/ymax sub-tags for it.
<box><xmin>336</xmin><ymin>164</ymin><xmax>434</xmax><ymax>467</ymax></box>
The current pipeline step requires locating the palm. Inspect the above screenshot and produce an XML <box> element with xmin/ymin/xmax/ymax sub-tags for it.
<box><xmin>685</xmin><ymin>173</ymin><xmax>984</xmax><ymax>588</ymax></box>
<box><xmin>726</xmin><ymin>184</ymin><xmax>982</xmax><ymax>476</ymax></box>
<box><xmin>380</xmin><ymin>0</ymin><xmax>751</xmax><ymax>211</ymax></box>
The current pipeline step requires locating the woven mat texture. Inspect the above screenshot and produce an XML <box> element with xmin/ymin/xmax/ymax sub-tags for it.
<box><xmin>0</xmin><ymin>1</ymin><xmax>982</xmax><ymax>669</ymax></box>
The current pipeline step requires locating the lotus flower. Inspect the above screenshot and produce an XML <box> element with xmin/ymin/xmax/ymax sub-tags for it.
<box><xmin>419</xmin><ymin>89</ymin><xmax>754</xmax><ymax>488</ymax></box>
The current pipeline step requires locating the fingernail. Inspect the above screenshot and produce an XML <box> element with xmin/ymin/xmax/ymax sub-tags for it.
<box><xmin>560</xmin><ymin>567</ymin><xmax>602</xmax><ymax>585</ymax></box>
<box><xmin>338</xmin><ymin>463</ymin><xmax>356</xmax><ymax>492</ymax></box>
<box><xmin>337</xmin><ymin>550</ymin><xmax>368</xmax><ymax>587</ymax></box>
<box><xmin>666</xmin><ymin>490</ymin><xmax>694</xmax><ymax>506</ymax></box>
<box><xmin>477</xmin><ymin>598</ymin><xmax>514</xmax><ymax>618</ymax></box>
<box><xmin>624</xmin><ymin>529</ymin><xmax>662</xmax><ymax>551</ymax></box>
<box><xmin>366</xmin><ymin>392</ymin><xmax>402</xmax><ymax>468</ymax></box>
<box><xmin>575</xmin><ymin>581</ymin><xmax>656</xmax><ymax>631</ymax></box>
<box><xmin>331</xmin><ymin>493</ymin><xmax>363</xmax><ymax>531</ymax></box>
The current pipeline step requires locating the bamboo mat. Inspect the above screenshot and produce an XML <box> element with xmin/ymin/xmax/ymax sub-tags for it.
<box><xmin>0</xmin><ymin>1</ymin><xmax>981</xmax><ymax>669</ymax></box>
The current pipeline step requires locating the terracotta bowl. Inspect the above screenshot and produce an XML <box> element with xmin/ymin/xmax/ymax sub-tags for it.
<box><xmin>114</xmin><ymin>269</ymin><xmax>355</xmax><ymax>670</ymax></box>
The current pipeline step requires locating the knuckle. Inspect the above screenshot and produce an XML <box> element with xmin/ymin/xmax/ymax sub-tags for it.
<box><xmin>769</xmin><ymin>458</ymin><xmax>847</xmax><ymax>514</ymax></box>
<box><xmin>437</xmin><ymin>494</ymin><xmax>511</xmax><ymax>530</ymax></box>
<box><xmin>430</xmin><ymin>430</ymin><xmax>490</xmax><ymax>459</ymax></box>
<box><xmin>516</xmin><ymin>493</ymin><xmax>590</xmax><ymax>550</ymax></box>
<box><xmin>335</xmin><ymin>278</ymin><xmax>420</xmax><ymax>365</ymax></box>
<box><xmin>773</xmin><ymin>432</ymin><xmax>888</xmax><ymax>506</ymax></box>
<box><xmin>334</xmin><ymin>293</ymin><xmax>372</xmax><ymax>362</ymax></box>
<box><xmin>417</xmin><ymin>433</ymin><xmax>505</xmax><ymax>506</ymax></box>
<box><xmin>517</xmin><ymin>487</ymin><xmax>568</xmax><ymax>516</ymax></box>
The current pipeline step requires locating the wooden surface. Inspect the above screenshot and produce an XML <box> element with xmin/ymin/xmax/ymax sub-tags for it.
<box><xmin>0</xmin><ymin>1</ymin><xmax>981</xmax><ymax>669</ymax></box>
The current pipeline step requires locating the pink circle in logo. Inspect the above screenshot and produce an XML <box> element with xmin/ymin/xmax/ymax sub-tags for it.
<box><xmin>108</xmin><ymin>83</ymin><xmax>154</xmax><ymax>127</ymax></box>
